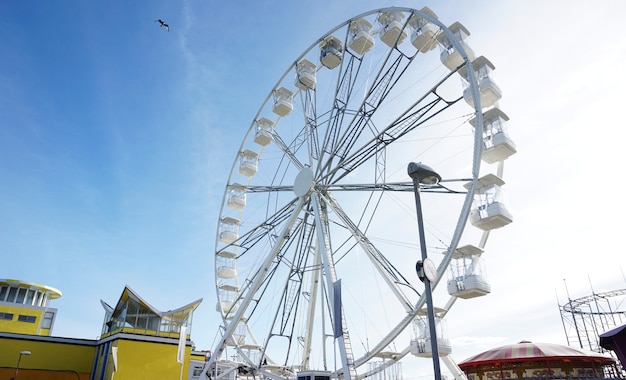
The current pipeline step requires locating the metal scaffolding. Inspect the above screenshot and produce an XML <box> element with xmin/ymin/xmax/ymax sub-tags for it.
<box><xmin>559</xmin><ymin>287</ymin><xmax>626</xmax><ymax>353</ymax></box>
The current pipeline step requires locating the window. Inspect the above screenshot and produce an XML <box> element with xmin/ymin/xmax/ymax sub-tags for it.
<box><xmin>7</xmin><ymin>287</ymin><xmax>17</xmax><ymax>303</ymax></box>
<box><xmin>192</xmin><ymin>367</ymin><xmax>203</xmax><ymax>377</ymax></box>
<box><xmin>0</xmin><ymin>286</ymin><xmax>7</xmax><ymax>302</ymax></box>
<box><xmin>16</xmin><ymin>288</ymin><xmax>27</xmax><ymax>304</ymax></box>
<box><xmin>18</xmin><ymin>315</ymin><xmax>36</xmax><ymax>323</ymax></box>
<box><xmin>40</xmin><ymin>293</ymin><xmax>48</xmax><ymax>307</ymax></box>
<box><xmin>0</xmin><ymin>312</ymin><xmax>13</xmax><ymax>320</ymax></box>
<box><xmin>42</xmin><ymin>311</ymin><xmax>55</xmax><ymax>329</ymax></box>
<box><xmin>25</xmin><ymin>289</ymin><xmax>35</xmax><ymax>305</ymax></box>
<box><xmin>35</xmin><ymin>291</ymin><xmax>44</xmax><ymax>306</ymax></box>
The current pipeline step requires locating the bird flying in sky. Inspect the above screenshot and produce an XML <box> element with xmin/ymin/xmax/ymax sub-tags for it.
<box><xmin>155</xmin><ymin>19</ymin><xmax>169</xmax><ymax>31</ymax></box>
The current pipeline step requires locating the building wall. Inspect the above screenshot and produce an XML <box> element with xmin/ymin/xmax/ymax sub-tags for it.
<box><xmin>0</xmin><ymin>334</ymin><xmax>95</xmax><ymax>380</ymax></box>
<box><xmin>91</xmin><ymin>335</ymin><xmax>191</xmax><ymax>380</ymax></box>
<box><xmin>0</xmin><ymin>303</ymin><xmax>55</xmax><ymax>335</ymax></box>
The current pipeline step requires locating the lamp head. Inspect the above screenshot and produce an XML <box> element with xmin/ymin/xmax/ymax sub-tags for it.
<box><xmin>407</xmin><ymin>162</ymin><xmax>441</xmax><ymax>185</ymax></box>
<box><xmin>19</xmin><ymin>351</ymin><xmax>31</xmax><ymax>356</ymax></box>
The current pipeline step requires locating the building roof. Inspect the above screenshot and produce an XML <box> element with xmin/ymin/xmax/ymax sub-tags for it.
<box><xmin>0</xmin><ymin>278</ymin><xmax>62</xmax><ymax>299</ymax></box>
<box><xmin>600</xmin><ymin>324</ymin><xmax>626</xmax><ymax>368</ymax></box>
<box><xmin>459</xmin><ymin>340</ymin><xmax>615</xmax><ymax>367</ymax></box>
<box><xmin>107</xmin><ymin>285</ymin><xmax>202</xmax><ymax>321</ymax></box>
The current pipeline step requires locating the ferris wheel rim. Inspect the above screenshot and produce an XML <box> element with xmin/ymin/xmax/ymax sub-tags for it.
<box><xmin>210</xmin><ymin>7</ymin><xmax>505</xmax><ymax>379</ymax></box>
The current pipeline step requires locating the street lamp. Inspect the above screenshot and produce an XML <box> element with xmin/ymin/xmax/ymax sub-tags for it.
<box><xmin>408</xmin><ymin>162</ymin><xmax>442</xmax><ymax>380</ymax></box>
<box><xmin>15</xmin><ymin>350</ymin><xmax>31</xmax><ymax>380</ymax></box>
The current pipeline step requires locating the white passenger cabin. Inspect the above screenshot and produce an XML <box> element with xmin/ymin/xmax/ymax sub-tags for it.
<box><xmin>466</xmin><ymin>174</ymin><xmax>513</xmax><ymax>231</ymax></box>
<box><xmin>409</xmin><ymin>7</ymin><xmax>439</xmax><ymax>52</ymax></box>
<box><xmin>219</xmin><ymin>216</ymin><xmax>240</xmax><ymax>244</ymax></box>
<box><xmin>298</xmin><ymin>371</ymin><xmax>331</xmax><ymax>380</ymax></box>
<box><xmin>460</xmin><ymin>56</ymin><xmax>502</xmax><ymax>109</ymax></box>
<box><xmin>447</xmin><ymin>245</ymin><xmax>491</xmax><ymax>299</ymax></box>
<box><xmin>226</xmin><ymin>183</ymin><xmax>246</xmax><ymax>211</ymax></box>
<box><xmin>229</xmin><ymin>320</ymin><xmax>248</xmax><ymax>346</ymax></box>
<box><xmin>295</xmin><ymin>59</ymin><xmax>316</xmax><ymax>90</ymax></box>
<box><xmin>253</xmin><ymin>117</ymin><xmax>275</xmax><ymax>146</ymax></box>
<box><xmin>272</xmin><ymin>87</ymin><xmax>294</xmax><ymax>117</ymax></box>
<box><xmin>217</xmin><ymin>284</ymin><xmax>239</xmax><ymax>314</ymax></box>
<box><xmin>377</xmin><ymin>11</ymin><xmax>408</xmax><ymax>47</ymax></box>
<box><xmin>470</xmin><ymin>107</ymin><xmax>517</xmax><ymax>164</ymax></box>
<box><xmin>438</xmin><ymin>22</ymin><xmax>475</xmax><ymax>71</ymax></box>
<box><xmin>238</xmin><ymin>149</ymin><xmax>259</xmax><ymax>177</ymax></box>
<box><xmin>239</xmin><ymin>344</ymin><xmax>264</xmax><ymax>367</ymax></box>
<box><xmin>320</xmin><ymin>35</ymin><xmax>343</xmax><ymax>69</ymax></box>
<box><xmin>410</xmin><ymin>315</ymin><xmax>452</xmax><ymax>357</ymax></box>
<box><xmin>348</xmin><ymin>18</ymin><xmax>375</xmax><ymax>55</ymax></box>
<box><xmin>217</xmin><ymin>250</ymin><xmax>238</xmax><ymax>279</ymax></box>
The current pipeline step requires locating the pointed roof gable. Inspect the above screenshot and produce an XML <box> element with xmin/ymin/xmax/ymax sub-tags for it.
<box><xmin>100</xmin><ymin>284</ymin><xmax>203</xmax><ymax>336</ymax></box>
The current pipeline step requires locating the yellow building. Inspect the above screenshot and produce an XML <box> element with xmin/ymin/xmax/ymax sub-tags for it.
<box><xmin>0</xmin><ymin>279</ymin><xmax>62</xmax><ymax>336</ymax></box>
<box><xmin>0</xmin><ymin>279</ymin><xmax>206</xmax><ymax>380</ymax></box>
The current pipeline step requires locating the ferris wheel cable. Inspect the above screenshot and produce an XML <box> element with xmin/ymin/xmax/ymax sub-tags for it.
<box><xmin>212</xmin><ymin>198</ymin><xmax>308</xmax><ymax>360</ymax></box>
<box><xmin>331</xmin><ymin>45</ymin><xmax>414</xmax><ymax>153</ymax></box>
<box><xmin>321</xmin><ymin>192</ymin><xmax>418</xmax><ymax>309</ymax></box>
<box><xmin>320</xmin><ymin>90</ymin><xmax>463</xmax><ymax>186</ymax></box>
<box><xmin>304</xmin><ymin>46</ymin><xmax>375</xmax><ymax>176</ymax></box>
<box><xmin>270</xmin><ymin>130</ymin><xmax>306</xmax><ymax>172</ymax></box>
<box><xmin>340</xmin><ymin>186</ymin><xmax>425</xmax><ymax>297</ymax></box>
<box><xmin>317</xmin><ymin>48</ymin><xmax>417</xmax><ymax>182</ymax></box>
<box><xmin>384</xmin><ymin>190</ymin><xmax>454</xmax><ymax>251</ymax></box>
<box><xmin>325</xmin><ymin>191</ymin><xmax>414</xmax><ymax>285</ymax></box>
<box><xmin>317</xmin><ymin>56</ymin><xmax>365</xmax><ymax>172</ymax></box>
<box><xmin>406</xmin><ymin>117</ymin><xmax>473</xmax><ymax>164</ymax></box>
<box><xmin>340</xmin><ymin>269</ymin><xmax>396</xmax><ymax>352</ymax></box>
<box><xmin>228</xmin><ymin>201</ymin><xmax>299</xmax><ymax>260</ymax></box>
<box><xmin>366</xmin><ymin>236</ymin><xmax>419</xmax><ymax>249</ymax></box>
<box><xmin>376</xmin><ymin>55</ymin><xmax>448</xmax><ymax>115</ymax></box>
<box><xmin>322</xmin><ymin>58</ymin><xmax>464</xmax><ymax>181</ymax></box>
<box><xmin>241</xmin><ymin>180</ymin><xmax>470</xmax><ymax>194</ymax></box>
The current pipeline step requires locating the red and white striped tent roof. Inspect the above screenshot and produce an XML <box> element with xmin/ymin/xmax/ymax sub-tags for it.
<box><xmin>459</xmin><ymin>340</ymin><xmax>614</xmax><ymax>367</ymax></box>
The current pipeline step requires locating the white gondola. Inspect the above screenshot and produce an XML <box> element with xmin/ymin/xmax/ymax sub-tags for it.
<box><xmin>228</xmin><ymin>320</ymin><xmax>248</xmax><ymax>345</ymax></box>
<box><xmin>410</xmin><ymin>315</ymin><xmax>452</xmax><ymax>358</ymax></box>
<box><xmin>216</xmin><ymin>284</ymin><xmax>239</xmax><ymax>314</ymax></box>
<box><xmin>460</xmin><ymin>56</ymin><xmax>502</xmax><ymax>108</ymax></box>
<box><xmin>272</xmin><ymin>87</ymin><xmax>294</xmax><ymax>117</ymax></box>
<box><xmin>253</xmin><ymin>117</ymin><xmax>275</xmax><ymax>146</ymax></box>
<box><xmin>466</xmin><ymin>174</ymin><xmax>513</xmax><ymax>231</ymax></box>
<box><xmin>447</xmin><ymin>245</ymin><xmax>491</xmax><ymax>299</ymax></box>
<box><xmin>348</xmin><ymin>18</ymin><xmax>375</xmax><ymax>55</ymax></box>
<box><xmin>320</xmin><ymin>35</ymin><xmax>343</xmax><ymax>69</ymax></box>
<box><xmin>438</xmin><ymin>22</ymin><xmax>475</xmax><ymax>71</ymax></box>
<box><xmin>470</xmin><ymin>107</ymin><xmax>517</xmax><ymax>164</ymax></box>
<box><xmin>226</xmin><ymin>183</ymin><xmax>246</xmax><ymax>211</ymax></box>
<box><xmin>295</xmin><ymin>59</ymin><xmax>317</xmax><ymax>90</ymax></box>
<box><xmin>239</xmin><ymin>344</ymin><xmax>264</xmax><ymax>366</ymax></box>
<box><xmin>238</xmin><ymin>149</ymin><xmax>259</xmax><ymax>177</ymax></box>
<box><xmin>298</xmin><ymin>371</ymin><xmax>331</xmax><ymax>380</ymax></box>
<box><xmin>409</xmin><ymin>7</ymin><xmax>439</xmax><ymax>52</ymax></box>
<box><xmin>217</xmin><ymin>250</ymin><xmax>238</xmax><ymax>279</ymax></box>
<box><xmin>377</xmin><ymin>11</ymin><xmax>407</xmax><ymax>48</ymax></box>
<box><xmin>218</xmin><ymin>216</ymin><xmax>240</xmax><ymax>244</ymax></box>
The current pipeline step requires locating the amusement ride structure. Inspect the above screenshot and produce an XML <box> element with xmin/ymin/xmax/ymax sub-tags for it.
<box><xmin>560</xmin><ymin>285</ymin><xmax>626</xmax><ymax>357</ymax></box>
<box><xmin>203</xmin><ymin>6</ymin><xmax>516</xmax><ymax>380</ymax></box>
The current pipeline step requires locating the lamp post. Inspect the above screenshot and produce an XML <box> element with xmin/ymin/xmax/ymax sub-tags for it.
<box><xmin>408</xmin><ymin>162</ymin><xmax>442</xmax><ymax>380</ymax></box>
<box><xmin>15</xmin><ymin>350</ymin><xmax>31</xmax><ymax>380</ymax></box>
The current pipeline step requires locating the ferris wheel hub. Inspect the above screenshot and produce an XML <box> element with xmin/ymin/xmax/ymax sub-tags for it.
<box><xmin>294</xmin><ymin>167</ymin><xmax>315</xmax><ymax>197</ymax></box>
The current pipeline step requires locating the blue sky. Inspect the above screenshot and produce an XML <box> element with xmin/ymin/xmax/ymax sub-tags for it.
<box><xmin>2</xmin><ymin>1</ymin><xmax>626</xmax><ymax>378</ymax></box>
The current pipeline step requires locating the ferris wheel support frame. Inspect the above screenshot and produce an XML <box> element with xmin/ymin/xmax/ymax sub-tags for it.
<box><xmin>205</xmin><ymin>5</ymin><xmax>514</xmax><ymax>380</ymax></box>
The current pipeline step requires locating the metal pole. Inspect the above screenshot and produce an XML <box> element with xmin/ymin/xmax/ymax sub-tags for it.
<box><xmin>411</xmin><ymin>177</ymin><xmax>442</xmax><ymax>380</ymax></box>
<box><xmin>14</xmin><ymin>354</ymin><xmax>22</xmax><ymax>380</ymax></box>
<box><xmin>15</xmin><ymin>351</ymin><xmax>31</xmax><ymax>380</ymax></box>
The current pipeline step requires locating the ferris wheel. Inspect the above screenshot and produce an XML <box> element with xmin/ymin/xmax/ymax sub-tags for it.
<box><xmin>208</xmin><ymin>7</ymin><xmax>516</xmax><ymax>380</ymax></box>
